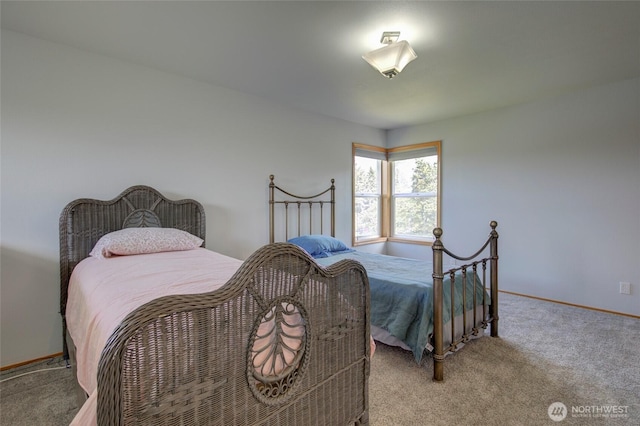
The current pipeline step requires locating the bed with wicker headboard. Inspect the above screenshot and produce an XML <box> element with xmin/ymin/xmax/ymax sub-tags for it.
<box><xmin>268</xmin><ymin>175</ymin><xmax>499</xmax><ymax>382</ymax></box>
<box><xmin>60</xmin><ymin>185</ymin><xmax>371</xmax><ymax>425</ymax></box>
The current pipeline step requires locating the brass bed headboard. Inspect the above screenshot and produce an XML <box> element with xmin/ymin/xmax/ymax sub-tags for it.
<box><xmin>268</xmin><ymin>174</ymin><xmax>335</xmax><ymax>243</ymax></box>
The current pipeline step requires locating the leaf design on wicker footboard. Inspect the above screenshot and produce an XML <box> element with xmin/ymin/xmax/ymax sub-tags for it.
<box><xmin>249</xmin><ymin>300</ymin><xmax>309</xmax><ymax>404</ymax></box>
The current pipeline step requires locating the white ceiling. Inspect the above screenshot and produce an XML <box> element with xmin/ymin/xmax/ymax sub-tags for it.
<box><xmin>2</xmin><ymin>1</ymin><xmax>640</xmax><ymax>130</ymax></box>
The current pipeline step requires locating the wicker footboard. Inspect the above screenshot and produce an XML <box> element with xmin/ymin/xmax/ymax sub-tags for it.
<box><xmin>96</xmin><ymin>243</ymin><xmax>371</xmax><ymax>425</ymax></box>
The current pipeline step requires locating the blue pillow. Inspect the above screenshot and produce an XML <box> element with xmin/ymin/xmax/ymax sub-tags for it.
<box><xmin>288</xmin><ymin>235</ymin><xmax>354</xmax><ymax>258</ymax></box>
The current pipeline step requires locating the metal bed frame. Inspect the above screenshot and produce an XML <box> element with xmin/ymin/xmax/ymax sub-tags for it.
<box><xmin>268</xmin><ymin>174</ymin><xmax>499</xmax><ymax>381</ymax></box>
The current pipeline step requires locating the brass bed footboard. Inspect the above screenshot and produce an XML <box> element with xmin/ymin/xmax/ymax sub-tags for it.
<box><xmin>431</xmin><ymin>222</ymin><xmax>499</xmax><ymax>381</ymax></box>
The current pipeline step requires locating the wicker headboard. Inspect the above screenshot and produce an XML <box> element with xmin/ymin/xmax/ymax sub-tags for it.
<box><xmin>59</xmin><ymin>185</ymin><xmax>205</xmax><ymax>357</ymax></box>
<box><xmin>268</xmin><ymin>174</ymin><xmax>335</xmax><ymax>243</ymax></box>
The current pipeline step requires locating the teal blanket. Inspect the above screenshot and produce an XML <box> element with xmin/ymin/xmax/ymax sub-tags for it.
<box><xmin>315</xmin><ymin>251</ymin><xmax>488</xmax><ymax>363</ymax></box>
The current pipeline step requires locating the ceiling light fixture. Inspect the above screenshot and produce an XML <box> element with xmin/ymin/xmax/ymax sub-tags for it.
<box><xmin>362</xmin><ymin>31</ymin><xmax>417</xmax><ymax>79</ymax></box>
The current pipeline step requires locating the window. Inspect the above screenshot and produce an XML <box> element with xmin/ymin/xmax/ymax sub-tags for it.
<box><xmin>352</xmin><ymin>141</ymin><xmax>441</xmax><ymax>246</ymax></box>
<box><xmin>353</xmin><ymin>146</ymin><xmax>386</xmax><ymax>243</ymax></box>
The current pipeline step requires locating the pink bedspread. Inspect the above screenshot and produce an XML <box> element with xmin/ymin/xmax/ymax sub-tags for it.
<box><xmin>67</xmin><ymin>248</ymin><xmax>243</xmax><ymax>425</ymax></box>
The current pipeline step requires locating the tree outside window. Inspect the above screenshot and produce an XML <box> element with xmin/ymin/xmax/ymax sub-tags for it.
<box><xmin>392</xmin><ymin>156</ymin><xmax>438</xmax><ymax>239</ymax></box>
<box><xmin>353</xmin><ymin>141</ymin><xmax>441</xmax><ymax>246</ymax></box>
<box><xmin>354</xmin><ymin>156</ymin><xmax>382</xmax><ymax>241</ymax></box>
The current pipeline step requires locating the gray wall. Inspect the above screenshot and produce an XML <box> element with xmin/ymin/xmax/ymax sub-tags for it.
<box><xmin>387</xmin><ymin>77</ymin><xmax>640</xmax><ymax>317</ymax></box>
<box><xmin>2</xmin><ymin>29</ymin><xmax>638</xmax><ymax>367</ymax></box>
<box><xmin>0</xmin><ymin>30</ymin><xmax>385</xmax><ymax>366</ymax></box>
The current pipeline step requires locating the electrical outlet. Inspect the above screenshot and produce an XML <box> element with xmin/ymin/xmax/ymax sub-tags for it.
<box><xmin>619</xmin><ymin>282</ymin><xmax>631</xmax><ymax>295</ymax></box>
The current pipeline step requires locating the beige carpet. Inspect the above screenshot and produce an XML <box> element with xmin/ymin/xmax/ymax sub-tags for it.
<box><xmin>2</xmin><ymin>292</ymin><xmax>639</xmax><ymax>425</ymax></box>
<box><xmin>370</xmin><ymin>292</ymin><xmax>639</xmax><ymax>425</ymax></box>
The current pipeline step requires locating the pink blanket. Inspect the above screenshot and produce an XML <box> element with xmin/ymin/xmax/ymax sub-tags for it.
<box><xmin>66</xmin><ymin>248</ymin><xmax>243</xmax><ymax>425</ymax></box>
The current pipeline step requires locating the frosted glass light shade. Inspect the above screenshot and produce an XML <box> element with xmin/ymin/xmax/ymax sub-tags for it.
<box><xmin>362</xmin><ymin>40</ymin><xmax>417</xmax><ymax>78</ymax></box>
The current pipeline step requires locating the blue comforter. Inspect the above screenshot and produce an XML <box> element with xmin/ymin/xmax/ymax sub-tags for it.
<box><xmin>315</xmin><ymin>251</ymin><xmax>488</xmax><ymax>363</ymax></box>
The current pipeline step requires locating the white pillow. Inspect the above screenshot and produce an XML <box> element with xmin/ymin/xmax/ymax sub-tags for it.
<box><xmin>89</xmin><ymin>227</ymin><xmax>203</xmax><ymax>259</ymax></box>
